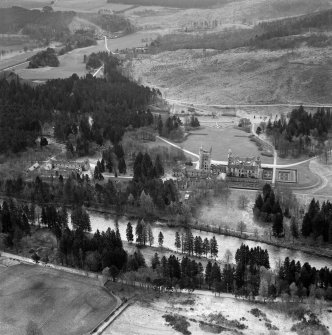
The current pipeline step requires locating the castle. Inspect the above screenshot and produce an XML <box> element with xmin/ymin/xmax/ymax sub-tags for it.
<box><xmin>174</xmin><ymin>146</ymin><xmax>262</xmax><ymax>179</ymax></box>
<box><xmin>227</xmin><ymin>150</ymin><xmax>262</xmax><ymax>179</ymax></box>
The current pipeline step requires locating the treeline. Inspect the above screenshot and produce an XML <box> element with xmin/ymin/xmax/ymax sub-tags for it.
<box><xmin>266</xmin><ymin>106</ymin><xmax>332</xmax><ymax>158</ymax></box>
<box><xmin>0</xmin><ymin>6</ymin><xmax>74</xmax><ymax>42</ymax></box>
<box><xmin>126</xmin><ymin>243</ymin><xmax>332</xmax><ymax>301</ymax></box>
<box><xmin>174</xmin><ymin>230</ymin><xmax>218</xmax><ymax>258</ymax></box>
<box><xmin>150</xmin><ymin>8</ymin><xmax>332</xmax><ymax>52</ymax></box>
<box><xmin>59</xmin><ymin>30</ymin><xmax>97</xmax><ymax>55</ymax></box>
<box><xmin>0</xmin><ymin>200</ymin><xmax>32</xmax><ymax>248</ymax></box>
<box><xmin>302</xmin><ymin>199</ymin><xmax>332</xmax><ymax>244</ymax></box>
<box><xmin>28</xmin><ymin>48</ymin><xmax>59</xmax><ymax>68</ymax></box>
<box><xmin>256</xmin><ymin>9</ymin><xmax>332</xmax><ymax>41</ymax></box>
<box><xmin>79</xmin><ymin>12</ymin><xmax>134</xmax><ymax>34</ymax></box>
<box><xmin>157</xmin><ymin>114</ymin><xmax>183</xmax><ymax>140</ymax></box>
<box><xmin>1</xmin><ymin>202</ymin><xmax>332</xmax><ymax>300</ymax></box>
<box><xmin>106</xmin><ymin>0</ymin><xmax>229</xmax><ymax>9</ymax></box>
<box><xmin>0</xmin><ymin>52</ymin><xmax>159</xmax><ymax>154</ymax></box>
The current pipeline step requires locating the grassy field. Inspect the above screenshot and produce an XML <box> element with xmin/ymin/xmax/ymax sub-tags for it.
<box><xmin>0</xmin><ymin>0</ymin><xmax>48</xmax><ymax>8</ymax></box>
<box><xmin>53</xmin><ymin>0</ymin><xmax>132</xmax><ymax>13</ymax></box>
<box><xmin>13</xmin><ymin>31</ymin><xmax>159</xmax><ymax>80</ymax></box>
<box><xmin>0</xmin><ymin>263</ymin><xmax>117</xmax><ymax>335</ymax></box>
<box><xmin>181</xmin><ymin>124</ymin><xmax>273</xmax><ymax>163</ymax></box>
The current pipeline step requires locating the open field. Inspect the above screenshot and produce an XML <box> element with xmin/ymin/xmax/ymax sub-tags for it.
<box><xmin>132</xmin><ymin>46</ymin><xmax>332</xmax><ymax>105</ymax></box>
<box><xmin>181</xmin><ymin>124</ymin><xmax>273</xmax><ymax>163</ymax></box>
<box><xmin>0</xmin><ymin>0</ymin><xmax>131</xmax><ymax>11</ymax></box>
<box><xmin>12</xmin><ymin>31</ymin><xmax>159</xmax><ymax>80</ymax></box>
<box><xmin>0</xmin><ymin>263</ymin><xmax>117</xmax><ymax>335</ymax></box>
<box><xmin>53</xmin><ymin>0</ymin><xmax>132</xmax><ymax>13</ymax></box>
<box><xmin>0</xmin><ymin>0</ymin><xmax>48</xmax><ymax>8</ymax></box>
<box><xmin>107</xmin><ymin>293</ymin><xmax>332</xmax><ymax>335</ymax></box>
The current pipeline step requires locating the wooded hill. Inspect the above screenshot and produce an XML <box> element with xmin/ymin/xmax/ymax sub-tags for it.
<box><xmin>151</xmin><ymin>8</ymin><xmax>332</xmax><ymax>51</ymax></box>
<box><xmin>0</xmin><ymin>6</ymin><xmax>133</xmax><ymax>42</ymax></box>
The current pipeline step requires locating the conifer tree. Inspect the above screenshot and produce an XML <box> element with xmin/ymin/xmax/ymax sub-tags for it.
<box><xmin>175</xmin><ymin>232</ymin><xmax>181</xmax><ymax>252</ymax></box>
<box><xmin>272</xmin><ymin>213</ymin><xmax>284</xmax><ymax>237</ymax></box>
<box><xmin>135</xmin><ymin>219</ymin><xmax>144</xmax><ymax>245</ymax></box>
<box><xmin>205</xmin><ymin>261</ymin><xmax>213</xmax><ymax>289</ymax></box>
<box><xmin>151</xmin><ymin>252</ymin><xmax>160</xmax><ymax>270</ymax></box>
<box><xmin>203</xmin><ymin>238</ymin><xmax>210</xmax><ymax>258</ymax></box>
<box><xmin>126</xmin><ymin>221</ymin><xmax>134</xmax><ymax>243</ymax></box>
<box><xmin>147</xmin><ymin>223</ymin><xmax>154</xmax><ymax>246</ymax></box>
<box><xmin>154</xmin><ymin>154</ymin><xmax>164</xmax><ymax>178</ymax></box>
<box><xmin>158</xmin><ymin>231</ymin><xmax>164</xmax><ymax>248</ymax></box>
<box><xmin>194</xmin><ymin>236</ymin><xmax>203</xmax><ymax>257</ymax></box>
<box><xmin>118</xmin><ymin>157</ymin><xmax>126</xmax><ymax>174</ymax></box>
<box><xmin>210</xmin><ymin>236</ymin><xmax>218</xmax><ymax>258</ymax></box>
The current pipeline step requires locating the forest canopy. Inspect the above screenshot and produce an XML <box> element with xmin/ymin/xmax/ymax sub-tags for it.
<box><xmin>0</xmin><ymin>52</ymin><xmax>160</xmax><ymax>154</ymax></box>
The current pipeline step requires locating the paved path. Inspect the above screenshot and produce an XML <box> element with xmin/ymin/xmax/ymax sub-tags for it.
<box><xmin>157</xmin><ymin>135</ymin><xmax>317</xmax><ymax>170</ymax></box>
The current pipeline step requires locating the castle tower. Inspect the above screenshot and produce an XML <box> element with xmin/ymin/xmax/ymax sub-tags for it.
<box><xmin>199</xmin><ymin>145</ymin><xmax>211</xmax><ymax>171</ymax></box>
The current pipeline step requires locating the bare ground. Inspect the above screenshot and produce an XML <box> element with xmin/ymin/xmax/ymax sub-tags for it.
<box><xmin>107</xmin><ymin>293</ymin><xmax>332</xmax><ymax>335</ymax></box>
<box><xmin>131</xmin><ymin>46</ymin><xmax>332</xmax><ymax>105</ymax></box>
<box><xmin>0</xmin><ymin>263</ymin><xmax>117</xmax><ymax>335</ymax></box>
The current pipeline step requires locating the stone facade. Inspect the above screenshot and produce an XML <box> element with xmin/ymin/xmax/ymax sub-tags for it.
<box><xmin>227</xmin><ymin>150</ymin><xmax>262</xmax><ymax>179</ymax></box>
<box><xmin>198</xmin><ymin>146</ymin><xmax>211</xmax><ymax>171</ymax></box>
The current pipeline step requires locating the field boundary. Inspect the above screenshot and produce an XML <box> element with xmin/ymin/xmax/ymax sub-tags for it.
<box><xmin>90</xmin><ymin>300</ymin><xmax>133</xmax><ymax>334</ymax></box>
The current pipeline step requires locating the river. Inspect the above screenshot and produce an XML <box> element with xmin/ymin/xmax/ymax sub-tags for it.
<box><xmin>87</xmin><ymin>211</ymin><xmax>332</xmax><ymax>270</ymax></box>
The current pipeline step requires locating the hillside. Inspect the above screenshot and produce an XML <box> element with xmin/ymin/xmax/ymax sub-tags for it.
<box><xmin>131</xmin><ymin>46</ymin><xmax>332</xmax><ymax>105</ymax></box>
<box><xmin>150</xmin><ymin>8</ymin><xmax>332</xmax><ymax>52</ymax></box>
<box><xmin>0</xmin><ymin>6</ymin><xmax>132</xmax><ymax>42</ymax></box>
<box><xmin>106</xmin><ymin>0</ymin><xmax>230</xmax><ymax>9</ymax></box>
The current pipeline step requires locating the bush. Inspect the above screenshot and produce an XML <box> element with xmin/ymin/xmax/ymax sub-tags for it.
<box><xmin>261</xmin><ymin>151</ymin><xmax>273</xmax><ymax>157</ymax></box>
<box><xmin>163</xmin><ymin>314</ymin><xmax>191</xmax><ymax>335</ymax></box>
<box><xmin>28</xmin><ymin>48</ymin><xmax>59</xmax><ymax>68</ymax></box>
<box><xmin>291</xmin><ymin>312</ymin><xmax>329</xmax><ymax>335</ymax></box>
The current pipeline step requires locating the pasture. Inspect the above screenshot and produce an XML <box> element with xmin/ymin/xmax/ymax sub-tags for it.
<box><xmin>14</xmin><ymin>31</ymin><xmax>158</xmax><ymax>81</ymax></box>
<box><xmin>0</xmin><ymin>263</ymin><xmax>117</xmax><ymax>335</ymax></box>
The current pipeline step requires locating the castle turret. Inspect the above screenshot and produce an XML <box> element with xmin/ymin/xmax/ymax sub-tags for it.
<box><xmin>199</xmin><ymin>146</ymin><xmax>211</xmax><ymax>171</ymax></box>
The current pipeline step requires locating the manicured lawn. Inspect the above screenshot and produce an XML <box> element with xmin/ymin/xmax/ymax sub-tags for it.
<box><xmin>181</xmin><ymin>125</ymin><xmax>273</xmax><ymax>163</ymax></box>
<box><xmin>0</xmin><ymin>263</ymin><xmax>117</xmax><ymax>335</ymax></box>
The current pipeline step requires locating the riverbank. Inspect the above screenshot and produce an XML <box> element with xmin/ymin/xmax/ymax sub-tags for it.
<box><xmin>1</xmin><ymin>194</ymin><xmax>332</xmax><ymax>266</ymax></box>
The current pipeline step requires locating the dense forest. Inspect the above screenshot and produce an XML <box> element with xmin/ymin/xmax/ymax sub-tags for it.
<box><xmin>0</xmin><ymin>52</ymin><xmax>159</xmax><ymax>154</ymax></box>
<box><xmin>266</xmin><ymin>106</ymin><xmax>332</xmax><ymax>158</ymax></box>
<box><xmin>302</xmin><ymin>199</ymin><xmax>332</xmax><ymax>244</ymax></box>
<box><xmin>106</xmin><ymin>0</ymin><xmax>229</xmax><ymax>9</ymax></box>
<box><xmin>0</xmin><ymin>150</ymin><xmax>182</xmax><ymax>219</ymax></box>
<box><xmin>150</xmin><ymin>8</ymin><xmax>332</xmax><ymax>51</ymax></box>
<box><xmin>28</xmin><ymin>48</ymin><xmax>59</xmax><ymax>68</ymax></box>
<box><xmin>1</xmin><ymin>200</ymin><xmax>332</xmax><ymax>300</ymax></box>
